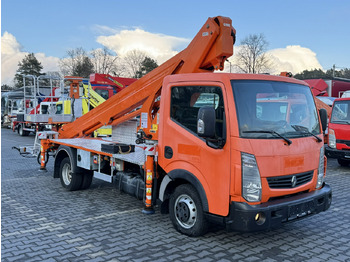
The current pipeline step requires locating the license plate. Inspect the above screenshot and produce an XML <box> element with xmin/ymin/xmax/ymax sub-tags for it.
<box><xmin>288</xmin><ymin>201</ymin><xmax>315</xmax><ymax>220</ymax></box>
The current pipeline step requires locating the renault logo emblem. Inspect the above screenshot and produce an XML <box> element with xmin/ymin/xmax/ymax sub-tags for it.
<box><xmin>291</xmin><ymin>175</ymin><xmax>297</xmax><ymax>188</ymax></box>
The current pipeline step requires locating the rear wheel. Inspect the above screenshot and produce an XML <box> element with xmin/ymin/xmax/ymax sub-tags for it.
<box><xmin>18</xmin><ymin>124</ymin><xmax>29</xmax><ymax>136</ymax></box>
<box><xmin>80</xmin><ymin>172</ymin><xmax>93</xmax><ymax>190</ymax></box>
<box><xmin>169</xmin><ymin>184</ymin><xmax>208</xmax><ymax>237</ymax></box>
<box><xmin>338</xmin><ymin>159</ymin><xmax>350</xmax><ymax>167</ymax></box>
<box><xmin>59</xmin><ymin>157</ymin><xmax>82</xmax><ymax>191</ymax></box>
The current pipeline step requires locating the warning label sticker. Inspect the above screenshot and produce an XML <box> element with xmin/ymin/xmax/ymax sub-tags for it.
<box><xmin>141</xmin><ymin>113</ymin><xmax>148</xmax><ymax>128</ymax></box>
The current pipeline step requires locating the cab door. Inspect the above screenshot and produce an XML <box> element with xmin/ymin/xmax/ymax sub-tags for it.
<box><xmin>158</xmin><ymin>82</ymin><xmax>231</xmax><ymax>216</ymax></box>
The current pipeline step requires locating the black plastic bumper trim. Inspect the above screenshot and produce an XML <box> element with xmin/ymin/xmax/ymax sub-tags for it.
<box><xmin>325</xmin><ymin>145</ymin><xmax>350</xmax><ymax>160</ymax></box>
<box><xmin>223</xmin><ymin>184</ymin><xmax>332</xmax><ymax>232</ymax></box>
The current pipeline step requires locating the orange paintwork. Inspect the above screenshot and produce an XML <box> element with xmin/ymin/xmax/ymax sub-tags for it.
<box><xmin>45</xmin><ymin>17</ymin><xmax>325</xmax><ymax>219</ymax></box>
<box><xmin>314</xmin><ymin>97</ymin><xmax>332</xmax><ymax>118</ymax></box>
<box><xmin>159</xmin><ymin>73</ymin><xmax>324</xmax><ymax>216</ymax></box>
<box><xmin>64</xmin><ymin>76</ymin><xmax>83</xmax><ymax>99</ymax></box>
<box><xmin>57</xmin><ymin>16</ymin><xmax>235</xmax><ymax>139</ymax></box>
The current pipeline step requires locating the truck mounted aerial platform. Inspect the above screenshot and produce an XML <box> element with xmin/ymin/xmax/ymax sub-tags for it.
<box><xmin>37</xmin><ymin>16</ymin><xmax>331</xmax><ymax>236</ymax></box>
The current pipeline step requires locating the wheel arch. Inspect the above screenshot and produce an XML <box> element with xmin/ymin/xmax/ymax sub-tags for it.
<box><xmin>54</xmin><ymin>145</ymin><xmax>81</xmax><ymax>178</ymax></box>
<box><xmin>159</xmin><ymin>169</ymin><xmax>209</xmax><ymax>213</ymax></box>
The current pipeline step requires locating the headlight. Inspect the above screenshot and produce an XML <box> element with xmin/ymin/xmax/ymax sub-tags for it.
<box><xmin>316</xmin><ymin>146</ymin><xmax>325</xmax><ymax>189</ymax></box>
<box><xmin>328</xmin><ymin>129</ymin><xmax>336</xmax><ymax>149</ymax></box>
<box><xmin>242</xmin><ymin>153</ymin><xmax>262</xmax><ymax>202</ymax></box>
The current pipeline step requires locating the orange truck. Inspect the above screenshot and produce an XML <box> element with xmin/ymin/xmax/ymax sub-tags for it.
<box><xmin>37</xmin><ymin>16</ymin><xmax>331</xmax><ymax>236</ymax></box>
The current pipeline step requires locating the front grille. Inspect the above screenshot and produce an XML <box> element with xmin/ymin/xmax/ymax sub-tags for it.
<box><xmin>336</xmin><ymin>139</ymin><xmax>350</xmax><ymax>147</ymax></box>
<box><xmin>267</xmin><ymin>171</ymin><xmax>313</xmax><ymax>189</ymax></box>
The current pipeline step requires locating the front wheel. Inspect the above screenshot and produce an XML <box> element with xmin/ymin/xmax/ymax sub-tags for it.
<box><xmin>59</xmin><ymin>157</ymin><xmax>82</xmax><ymax>191</ymax></box>
<box><xmin>169</xmin><ymin>184</ymin><xmax>208</xmax><ymax>237</ymax></box>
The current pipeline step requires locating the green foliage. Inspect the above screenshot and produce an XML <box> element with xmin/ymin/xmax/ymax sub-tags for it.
<box><xmin>72</xmin><ymin>56</ymin><xmax>94</xmax><ymax>78</ymax></box>
<box><xmin>135</xmin><ymin>57</ymin><xmax>158</xmax><ymax>78</ymax></box>
<box><xmin>1</xmin><ymin>84</ymin><xmax>13</xmax><ymax>91</ymax></box>
<box><xmin>294</xmin><ymin>69</ymin><xmax>328</xmax><ymax>80</ymax></box>
<box><xmin>294</xmin><ymin>68</ymin><xmax>350</xmax><ymax>80</ymax></box>
<box><xmin>14</xmin><ymin>53</ymin><xmax>44</xmax><ymax>87</ymax></box>
<box><xmin>59</xmin><ymin>47</ymin><xmax>94</xmax><ymax>78</ymax></box>
<box><xmin>325</xmin><ymin>68</ymin><xmax>350</xmax><ymax>79</ymax></box>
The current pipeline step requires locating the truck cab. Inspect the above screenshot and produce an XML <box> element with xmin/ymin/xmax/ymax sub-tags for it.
<box><xmin>326</xmin><ymin>97</ymin><xmax>350</xmax><ymax>166</ymax></box>
<box><xmin>158</xmin><ymin>73</ymin><xmax>331</xmax><ymax>233</ymax></box>
<box><xmin>93</xmin><ymin>86</ymin><xmax>115</xmax><ymax>100</ymax></box>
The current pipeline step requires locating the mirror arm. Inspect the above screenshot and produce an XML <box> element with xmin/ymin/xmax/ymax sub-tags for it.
<box><xmin>205</xmin><ymin>138</ymin><xmax>225</xmax><ymax>149</ymax></box>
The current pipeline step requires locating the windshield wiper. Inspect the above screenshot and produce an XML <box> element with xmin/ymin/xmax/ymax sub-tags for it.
<box><xmin>291</xmin><ymin>125</ymin><xmax>322</xmax><ymax>143</ymax></box>
<box><xmin>243</xmin><ymin>130</ymin><xmax>292</xmax><ymax>145</ymax></box>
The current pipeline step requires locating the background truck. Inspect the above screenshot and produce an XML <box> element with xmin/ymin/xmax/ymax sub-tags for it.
<box><xmin>89</xmin><ymin>73</ymin><xmax>137</xmax><ymax>100</ymax></box>
<box><xmin>326</xmin><ymin>97</ymin><xmax>350</xmax><ymax>166</ymax></box>
<box><xmin>12</xmin><ymin>75</ymin><xmax>79</xmax><ymax>136</ymax></box>
<box><xmin>37</xmin><ymin>16</ymin><xmax>332</xmax><ymax>236</ymax></box>
<box><xmin>1</xmin><ymin>89</ymin><xmax>26</xmax><ymax>127</ymax></box>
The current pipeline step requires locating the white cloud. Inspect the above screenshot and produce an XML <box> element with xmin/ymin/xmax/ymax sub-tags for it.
<box><xmin>1</xmin><ymin>32</ymin><xmax>60</xmax><ymax>86</ymax></box>
<box><xmin>267</xmin><ymin>45</ymin><xmax>323</xmax><ymax>74</ymax></box>
<box><xmin>223</xmin><ymin>45</ymin><xmax>323</xmax><ymax>75</ymax></box>
<box><xmin>91</xmin><ymin>25</ymin><xmax>120</xmax><ymax>35</ymax></box>
<box><xmin>1</xmin><ymin>29</ymin><xmax>324</xmax><ymax>86</ymax></box>
<box><xmin>96</xmin><ymin>28</ymin><xmax>190</xmax><ymax>64</ymax></box>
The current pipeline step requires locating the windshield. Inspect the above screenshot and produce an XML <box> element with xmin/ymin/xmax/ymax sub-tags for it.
<box><xmin>95</xmin><ymin>89</ymin><xmax>109</xmax><ymax>100</ymax></box>
<box><xmin>232</xmin><ymin>80</ymin><xmax>321</xmax><ymax>139</ymax></box>
<box><xmin>330</xmin><ymin>100</ymin><xmax>350</xmax><ymax>124</ymax></box>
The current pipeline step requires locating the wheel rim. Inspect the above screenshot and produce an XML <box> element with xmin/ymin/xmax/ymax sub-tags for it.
<box><xmin>174</xmin><ymin>194</ymin><xmax>197</xmax><ymax>229</ymax></box>
<box><xmin>62</xmin><ymin>162</ymin><xmax>72</xmax><ymax>185</ymax></box>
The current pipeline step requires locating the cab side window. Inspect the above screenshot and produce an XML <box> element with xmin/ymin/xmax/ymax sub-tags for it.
<box><xmin>170</xmin><ymin>86</ymin><xmax>226</xmax><ymax>140</ymax></box>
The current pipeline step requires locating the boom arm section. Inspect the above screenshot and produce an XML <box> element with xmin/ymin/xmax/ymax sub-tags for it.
<box><xmin>58</xmin><ymin>16</ymin><xmax>236</xmax><ymax>139</ymax></box>
<box><xmin>81</xmin><ymin>83</ymin><xmax>106</xmax><ymax>114</ymax></box>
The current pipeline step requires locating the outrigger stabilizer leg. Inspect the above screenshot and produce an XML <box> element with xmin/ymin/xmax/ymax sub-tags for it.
<box><xmin>39</xmin><ymin>140</ymin><xmax>49</xmax><ymax>172</ymax></box>
<box><xmin>142</xmin><ymin>147</ymin><xmax>156</xmax><ymax>215</ymax></box>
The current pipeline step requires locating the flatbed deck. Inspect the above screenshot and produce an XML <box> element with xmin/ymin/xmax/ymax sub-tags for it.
<box><xmin>51</xmin><ymin>138</ymin><xmax>146</xmax><ymax>165</ymax></box>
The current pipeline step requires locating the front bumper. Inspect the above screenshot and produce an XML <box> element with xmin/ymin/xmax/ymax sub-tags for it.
<box><xmin>225</xmin><ymin>184</ymin><xmax>332</xmax><ymax>232</ymax></box>
<box><xmin>325</xmin><ymin>145</ymin><xmax>350</xmax><ymax>160</ymax></box>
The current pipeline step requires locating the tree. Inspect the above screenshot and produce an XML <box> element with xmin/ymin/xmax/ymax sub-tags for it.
<box><xmin>235</xmin><ymin>34</ymin><xmax>272</xmax><ymax>74</ymax></box>
<box><xmin>294</xmin><ymin>69</ymin><xmax>328</xmax><ymax>80</ymax></box>
<box><xmin>72</xmin><ymin>56</ymin><xmax>94</xmax><ymax>78</ymax></box>
<box><xmin>135</xmin><ymin>57</ymin><xmax>158</xmax><ymax>78</ymax></box>
<box><xmin>90</xmin><ymin>47</ymin><xmax>119</xmax><ymax>75</ymax></box>
<box><xmin>325</xmin><ymin>68</ymin><xmax>350</xmax><ymax>79</ymax></box>
<box><xmin>294</xmin><ymin>68</ymin><xmax>350</xmax><ymax>80</ymax></box>
<box><xmin>1</xmin><ymin>84</ymin><xmax>13</xmax><ymax>91</ymax></box>
<box><xmin>122</xmin><ymin>50</ymin><xmax>147</xmax><ymax>78</ymax></box>
<box><xmin>59</xmin><ymin>47</ymin><xmax>94</xmax><ymax>77</ymax></box>
<box><xmin>14</xmin><ymin>53</ymin><xmax>44</xmax><ymax>87</ymax></box>
<box><xmin>342</xmin><ymin>68</ymin><xmax>350</xmax><ymax>79</ymax></box>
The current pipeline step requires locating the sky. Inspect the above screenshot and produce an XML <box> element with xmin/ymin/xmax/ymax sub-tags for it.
<box><xmin>1</xmin><ymin>0</ymin><xmax>350</xmax><ymax>85</ymax></box>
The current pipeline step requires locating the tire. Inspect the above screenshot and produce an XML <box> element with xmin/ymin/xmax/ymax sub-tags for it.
<box><xmin>18</xmin><ymin>124</ymin><xmax>29</xmax><ymax>136</ymax></box>
<box><xmin>59</xmin><ymin>157</ymin><xmax>83</xmax><ymax>191</ymax></box>
<box><xmin>338</xmin><ymin>159</ymin><xmax>350</xmax><ymax>167</ymax></box>
<box><xmin>169</xmin><ymin>184</ymin><xmax>208</xmax><ymax>237</ymax></box>
<box><xmin>80</xmin><ymin>172</ymin><xmax>93</xmax><ymax>190</ymax></box>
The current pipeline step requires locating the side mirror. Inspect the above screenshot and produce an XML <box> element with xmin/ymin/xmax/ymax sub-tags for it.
<box><xmin>197</xmin><ymin>107</ymin><xmax>216</xmax><ymax>138</ymax></box>
<box><xmin>319</xmin><ymin>108</ymin><xmax>328</xmax><ymax>132</ymax></box>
